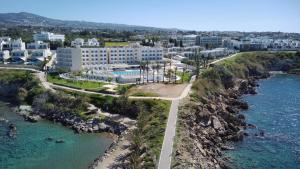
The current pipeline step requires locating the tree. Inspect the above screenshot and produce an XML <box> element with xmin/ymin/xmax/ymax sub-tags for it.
<box><xmin>194</xmin><ymin>50</ymin><xmax>201</xmax><ymax>79</ymax></box>
<box><xmin>182</xmin><ymin>66</ymin><xmax>186</xmax><ymax>83</ymax></box>
<box><xmin>179</xmin><ymin>40</ymin><xmax>183</xmax><ymax>47</ymax></box>
<box><xmin>167</xmin><ymin>69</ymin><xmax>174</xmax><ymax>83</ymax></box>
<box><xmin>146</xmin><ymin>60</ymin><xmax>149</xmax><ymax>83</ymax></box>
<box><xmin>142</xmin><ymin>62</ymin><xmax>146</xmax><ymax>84</ymax></box>
<box><xmin>174</xmin><ymin>39</ymin><xmax>178</xmax><ymax>47</ymax></box>
<box><xmin>151</xmin><ymin>64</ymin><xmax>156</xmax><ymax>83</ymax></box>
<box><xmin>163</xmin><ymin>61</ymin><xmax>166</xmax><ymax>83</ymax></box>
<box><xmin>156</xmin><ymin>62</ymin><xmax>161</xmax><ymax>83</ymax></box>
<box><xmin>139</xmin><ymin>61</ymin><xmax>143</xmax><ymax>84</ymax></box>
<box><xmin>174</xmin><ymin>67</ymin><xmax>178</xmax><ymax>84</ymax></box>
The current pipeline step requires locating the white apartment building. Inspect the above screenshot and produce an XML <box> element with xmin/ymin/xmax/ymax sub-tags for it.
<box><xmin>200</xmin><ymin>48</ymin><xmax>233</xmax><ymax>58</ymax></box>
<box><xmin>166</xmin><ymin>46</ymin><xmax>204</xmax><ymax>59</ymax></box>
<box><xmin>27</xmin><ymin>41</ymin><xmax>49</xmax><ymax>50</ymax></box>
<box><xmin>57</xmin><ymin>45</ymin><xmax>163</xmax><ymax>71</ymax></box>
<box><xmin>11</xmin><ymin>38</ymin><xmax>26</xmax><ymax>51</ymax></box>
<box><xmin>0</xmin><ymin>50</ymin><xmax>10</xmax><ymax>61</ymax></box>
<box><xmin>71</xmin><ymin>38</ymin><xmax>100</xmax><ymax>47</ymax></box>
<box><xmin>33</xmin><ymin>32</ymin><xmax>65</xmax><ymax>42</ymax></box>
<box><xmin>196</xmin><ymin>36</ymin><xmax>223</xmax><ymax>48</ymax></box>
<box><xmin>0</xmin><ymin>37</ymin><xmax>11</xmax><ymax>42</ymax></box>
<box><xmin>11</xmin><ymin>50</ymin><xmax>28</xmax><ymax>62</ymax></box>
<box><xmin>178</xmin><ymin>35</ymin><xmax>197</xmax><ymax>46</ymax></box>
<box><xmin>30</xmin><ymin>49</ymin><xmax>51</xmax><ymax>61</ymax></box>
<box><xmin>27</xmin><ymin>41</ymin><xmax>51</xmax><ymax>61</ymax></box>
<box><xmin>0</xmin><ymin>38</ymin><xmax>26</xmax><ymax>51</ymax></box>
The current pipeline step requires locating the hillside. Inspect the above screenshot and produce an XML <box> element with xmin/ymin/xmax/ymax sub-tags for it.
<box><xmin>0</xmin><ymin>12</ymin><xmax>178</xmax><ymax>32</ymax></box>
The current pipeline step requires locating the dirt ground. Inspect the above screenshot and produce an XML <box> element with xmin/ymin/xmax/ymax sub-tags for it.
<box><xmin>127</xmin><ymin>83</ymin><xmax>188</xmax><ymax>98</ymax></box>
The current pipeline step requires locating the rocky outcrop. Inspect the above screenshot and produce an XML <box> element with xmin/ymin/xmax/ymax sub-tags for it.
<box><xmin>15</xmin><ymin>105</ymin><xmax>127</xmax><ymax>135</ymax></box>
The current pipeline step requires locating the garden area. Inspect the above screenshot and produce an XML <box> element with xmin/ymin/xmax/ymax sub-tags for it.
<box><xmin>47</xmin><ymin>73</ymin><xmax>107</xmax><ymax>92</ymax></box>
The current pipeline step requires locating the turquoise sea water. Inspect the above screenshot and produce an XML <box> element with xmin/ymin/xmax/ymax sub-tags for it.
<box><xmin>0</xmin><ymin>103</ymin><xmax>113</xmax><ymax>169</ymax></box>
<box><xmin>226</xmin><ymin>74</ymin><xmax>300</xmax><ymax>169</ymax></box>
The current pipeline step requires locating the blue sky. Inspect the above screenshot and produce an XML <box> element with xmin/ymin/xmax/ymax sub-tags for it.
<box><xmin>0</xmin><ymin>0</ymin><xmax>299</xmax><ymax>33</ymax></box>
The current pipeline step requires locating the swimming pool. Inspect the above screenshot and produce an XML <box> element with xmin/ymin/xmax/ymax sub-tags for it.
<box><xmin>112</xmin><ymin>70</ymin><xmax>140</xmax><ymax>76</ymax></box>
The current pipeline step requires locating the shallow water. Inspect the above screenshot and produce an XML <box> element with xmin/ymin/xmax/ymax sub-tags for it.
<box><xmin>226</xmin><ymin>74</ymin><xmax>300</xmax><ymax>169</ymax></box>
<box><xmin>0</xmin><ymin>102</ymin><xmax>113</xmax><ymax>169</ymax></box>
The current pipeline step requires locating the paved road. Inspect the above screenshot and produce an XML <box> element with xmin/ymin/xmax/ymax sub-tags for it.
<box><xmin>158</xmin><ymin>99</ymin><xmax>179</xmax><ymax>169</ymax></box>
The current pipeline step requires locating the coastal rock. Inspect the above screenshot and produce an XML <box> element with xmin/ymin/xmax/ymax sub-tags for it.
<box><xmin>55</xmin><ymin>139</ymin><xmax>65</xmax><ymax>143</ymax></box>
<box><xmin>25</xmin><ymin>115</ymin><xmax>41</xmax><ymax>123</ymax></box>
<box><xmin>211</xmin><ymin>116</ymin><xmax>223</xmax><ymax>130</ymax></box>
<box><xmin>247</xmin><ymin>123</ymin><xmax>256</xmax><ymax>129</ymax></box>
<box><xmin>7</xmin><ymin>123</ymin><xmax>17</xmax><ymax>138</ymax></box>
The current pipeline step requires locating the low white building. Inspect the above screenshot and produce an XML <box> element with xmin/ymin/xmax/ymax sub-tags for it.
<box><xmin>0</xmin><ymin>37</ymin><xmax>11</xmax><ymax>51</ymax></box>
<box><xmin>11</xmin><ymin>50</ymin><xmax>28</xmax><ymax>62</ymax></box>
<box><xmin>200</xmin><ymin>48</ymin><xmax>233</xmax><ymax>58</ymax></box>
<box><xmin>71</xmin><ymin>38</ymin><xmax>100</xmax><ymax>47</ymax></box>
<box><xmin>27</xmin><ymin>41</ymin><xmax>49</xmax><ymax>50</ymax></box>
<box><xmin>33</xmin><ymin>32</ymin><xmax>65</xmax><ymax>42</ymax></box>
<box><xmin>30</xmin><ymin>49</ymin><xmax>51</xmax><ymax>61</ymax></box>
<box><xmin>166</xmin><ymin>46</ymin><xmax>203</xmax><ymax>59</ymax></box>
<box><xmin>11</xmin><ymin>38</ymin><xmax>26</xmax><ymax>51</ymax></box>
<box><xmin>0</xmin><ymin>50</ymin><xmax>10</xmax><ymax>61</ymax></box>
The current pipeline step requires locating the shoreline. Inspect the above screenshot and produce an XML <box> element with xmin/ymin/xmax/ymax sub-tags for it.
<box><xmin>173</xmin><ymin>72</ymin><xmax>270</xmax><ymax>168</ymax></box>
<box><xmin>174</xmin><ymin>71</ymin><xmax>299</xmax><ymax>168</ymax></box>
<box><xmin>223</xmin><ymin>72</ymin><xmax>300</xmax><ymax>168</ymax></box>
<box><xmin>88</xmin><ymin>126</ymin><xmax>133</xmax><ymax>169</ymax></box>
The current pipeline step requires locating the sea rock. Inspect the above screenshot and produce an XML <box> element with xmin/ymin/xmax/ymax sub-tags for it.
<box><xmin>7</xmin><ymin>123</ymin><xmax>17</xmax><ymax>138</ymax></box>
<box><xmin>25</xmin><ymin>115</ymin><xmax>41</xmax><ymax>123</ymax></box>
<box><xmin>221</xmin><ymin>145</ymin><xmax>235</xmax><ymax>150</ymax></box>
<box><xmin>45</xmin><ymin>137</ymin><xmax>54</xmax><ymax>142</ymax></box>
<box><xmin>55</xmin><ymin>139</ymin><xmax>65</xmax><ymax>143</ymax></box>
<box><xmin>247</xmin><ymin>123</ymin><xmax>257</xmax><ymax>129</ymax></box>
<box><xmin>211</xmin><ymin>116</ymin><xmax>223</xmax><ymax>130</ymax></box>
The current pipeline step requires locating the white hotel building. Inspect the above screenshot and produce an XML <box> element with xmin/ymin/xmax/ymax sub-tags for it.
<box><xmin>33</xmin><ymin>32</ymin><xmax>65</xmax><ymax>42</ymax></box>
<box><xmin>57</xmin><ymin>43</ymin><xmax>164</xmax><ymax>71</ymax></box>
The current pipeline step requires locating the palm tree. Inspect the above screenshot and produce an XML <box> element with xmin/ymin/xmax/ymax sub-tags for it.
<box><xmin>168</xmin><ymin>54</ymin><xmax>172</xmax><ymax>70</ymax></box>
<box><xmin>194</xmin><ymin>49</ymin><xmax>201</xmax><ymax>79</ymax></box>
<box><xmin>142</xmin><ymin>62</ymin><xmax>146</xmax><ymax>84</ymax></box>
<box><xmin>163</xmin><ymin>61</ymin><xmax>166</xmax><ymax>83</ymax></box>
<box><xmin>207</xmin><ymin>53</ymin><xmax>212</xmax><ymax>68</ymax></box>
<box><xmin>174</xmin><ymin>66</ymin><xmax>178</xmax><ymax>84</ymax></box>
<box><xmin>146</xmin><ymin>60</ymin><xmax>149</xmax><ymax>83</ymax></box>
<box><xmin>167</xmin><ymin>69</ymin><xmax>173</xmax><ymax>83</ymax></box>
<box><xmin>151</xmin><ymin>63</ymin><xmax>156</xmax><ymax>83</ymax></box>
<box><xmin>156</xmin><ymin>62</ymin><xmax>161</xmax><ymax>83</ymax></box>
<box><xmin>182</xmin><ymin>66</ymin><xmax>186</xmax><ymax>83</ymax></box>
<box><xmin>139</xmin><ymin>61</ymin><xmax>142</xmax><ymax>84</ymax></box>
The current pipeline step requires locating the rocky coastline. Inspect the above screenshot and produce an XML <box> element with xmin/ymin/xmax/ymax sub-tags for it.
<box><xmin>173</xmin><ymin>73</ymin><xmax>270</xmax><ymax>169</ymax></box>
<box><xmin>14</xmin><ymin>105</ymin><xmax>127</xmax><ymax>135</ymax></box>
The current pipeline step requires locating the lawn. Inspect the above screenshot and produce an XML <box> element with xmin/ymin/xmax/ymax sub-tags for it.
<box><xmin>104</xmin><ymin>41</ymin><xmax>129</xmax><ymax>47</ymax></box>
<box><xmin>47</xmin><ymin>73</ymin><xmax>106</xmax><ymax>92</ymax></box>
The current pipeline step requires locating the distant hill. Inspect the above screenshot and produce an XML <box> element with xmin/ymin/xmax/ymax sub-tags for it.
<box><xmin>0</xmin><ymin>12</ymin><xmax>179</xmax><ymax>32</ymax></box>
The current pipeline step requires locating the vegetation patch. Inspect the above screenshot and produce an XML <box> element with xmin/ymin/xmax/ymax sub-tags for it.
<box><xmin>130</xmin><ymin>92</ymin><xmax>159</xmax><ymax>97</ymax></box>
<box><xmin>47</xmin><ymin>73</ymin><xmax>106</xmax><ymax>92</ymax></box>
<box><xmin>104</xmin><ymin>41</ymin><xmax>129</xmax><ymax>47</ymax></box>
<box><xmin>0</xmin><ymin>69</ymin><xmax>45</xmax><ymax>104</ymax></box>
